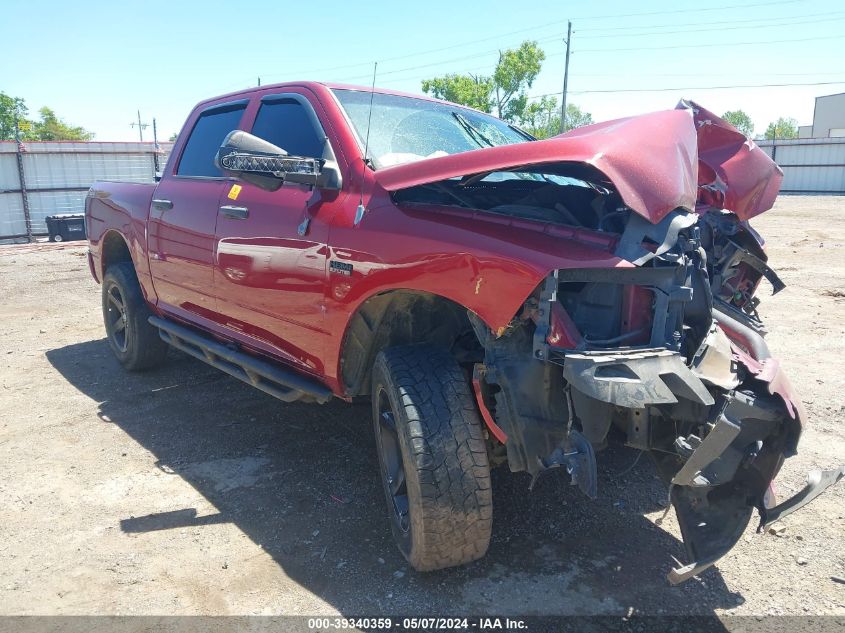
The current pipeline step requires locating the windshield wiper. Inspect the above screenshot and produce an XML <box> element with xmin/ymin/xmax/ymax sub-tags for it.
<box><xmin>508</xmin><ymin>124</ymin><xmax>536</xmax><ymax>142</ymax></box>
<box><xmin>452</xmin><ymin>111</ymin><xmax>495</xmax><ymax>149</ymax></box>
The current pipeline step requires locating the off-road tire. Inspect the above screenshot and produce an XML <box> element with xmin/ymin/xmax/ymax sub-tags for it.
<box><xmin>372</xmin><ymin>344</ymin><xmax>493</xmax><ymax>571</ymax></box>
<box><xmin>102</xmin><ymin>262</ymin><xmax>168</xmax><ymax>371</ymax></box>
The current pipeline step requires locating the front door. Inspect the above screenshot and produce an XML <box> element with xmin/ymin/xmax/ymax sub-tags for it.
<box><xmin>147</xmin><ymin>100</ymin><xmax>248</xmax><ymax>322</ymax></box>
<box><xmin>212</xmin><ymin>93</ymin><xmax>337</xmax><ymax>374</ymax></box>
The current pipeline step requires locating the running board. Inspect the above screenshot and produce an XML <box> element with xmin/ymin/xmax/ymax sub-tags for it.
<box><xmin>148</xmin><ymin>316</ymin><xmax>332</xmax><ymax>404</ymax></box>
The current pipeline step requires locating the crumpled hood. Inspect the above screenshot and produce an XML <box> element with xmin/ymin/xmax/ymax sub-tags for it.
<box><xmin>375</xmin><ymin>102</ymin><xmax>782</xmax><ymax>225</ymax></box>
<box><xmin>680</xmin><ymin>100</ymin><xmax>783</xmax><ymax>220</ymax></box>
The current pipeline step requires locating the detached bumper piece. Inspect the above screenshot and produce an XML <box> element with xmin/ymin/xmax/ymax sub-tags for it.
<box><xmin>758</xmin><ymin>466</ymin><xmax>845</xmax><ymax>532</ymax></box>
<box><xmin>669</xmin><ymin>466</ymin><xmax>845</xmax><ymax>584</ymax></box>
<box><xmin>666</xmin><ymin>391</ymin><xmax>843</xmax><ymax>584</ymax></box>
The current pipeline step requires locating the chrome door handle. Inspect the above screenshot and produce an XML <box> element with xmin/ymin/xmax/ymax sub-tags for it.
<box><xmin>152</xmin><ymin>198</ymin><xmax>173</xmax><ymax>211</ymax></box>
<box><xmin>219</xmin><ymin>205</ymin><xmax>249</xmax><ymax>220</ymax></box>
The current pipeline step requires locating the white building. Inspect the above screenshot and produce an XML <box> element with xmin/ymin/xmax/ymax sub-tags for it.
<box><xmin>798</xmin><ymin>92</ymin><xmax>845</xmax><ymax>138</ymax></box>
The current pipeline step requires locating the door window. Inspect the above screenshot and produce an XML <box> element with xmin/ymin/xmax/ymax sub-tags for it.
<box><xmin>177</xmin><ymin>103</ymin><xmax>247</xmax><ymax>177</ymax></box>
<box><xmin>251</xmin><ymin>99</ymin><xmax>325</xmax><ymax>159</ymax></box>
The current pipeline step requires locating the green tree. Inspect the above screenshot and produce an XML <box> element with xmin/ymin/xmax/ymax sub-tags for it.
<box><xmin>721</xmin><ymin>109</ymin><xmax>755</xmax><ymax>137</ymax></box>
<box><xmin>422</xmin><ymin>40</ymin><xmax>545</xmax><ymax>122</ymax></box>
<box><xmin>492</xmin><ymin>41</ymin><xmax>545</xmax><ymax>122</ymax></box>
<box><xmin>561</xmin><ymin>103</ymin><xmax>594</xmax><ymax>133</ymax></box>
<box><xmin>764</xmin><ymin>117</ymin><xmax>798</xmax><ymax>140</ymax></box>
<box><xmin>0</xmin><ymin>92</ymin><xmax>29</xmax><ymax>140</ymax></box>
<box><xmin>0</xmin><ymin>94</ymin><xmax>93</xmax><ymax>141</ymax></box>
<box><xmin>521</xmin><ymin>95</ymin><xmax>559</xmax><ymax>138</ymax></box>
<box><xmin>32</xmin><ymin>107</ymin><xmax>93</xmax><ymax>141</ymax></box>
<box><xmin>519</xmin><ymin>96</ymin><xmax>593</xmax><ymax>139</ymax></box>
<box><xmin>168</xmin><ymin>132</ymin><xmax>179</xmax><ymax>142</ymax></box>
<box><xmin>421</xmin><ymin>74</ymin><xmax>494</xmax><ymax>113</ymax></box>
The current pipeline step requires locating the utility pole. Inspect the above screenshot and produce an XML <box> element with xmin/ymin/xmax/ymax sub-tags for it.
<box><xmin>560</xmin><ymin>21</ymin><xmax>572</xmax><ymax>135</ymax></box>
<box><xmin>130</xmin><ymin>110</ymin><xmax>149</xmax><ymax>142</ymax></box>
<box><xmin>13</xmin><ymin>114</ymin><xmax>34</xmax><ymax>243</ymax></box>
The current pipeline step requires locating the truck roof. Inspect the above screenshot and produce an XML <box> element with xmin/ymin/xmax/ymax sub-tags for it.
<box><xmin>194</xmin><ymin>80</ymin><xmax>478</xmax><ymax>112</ymax></box>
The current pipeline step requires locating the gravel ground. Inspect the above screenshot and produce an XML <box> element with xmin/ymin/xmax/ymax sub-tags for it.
<box><xmin>0</xmin><ymin>196</ymin><xmax>843</xmax><ymax>622</ymax></box>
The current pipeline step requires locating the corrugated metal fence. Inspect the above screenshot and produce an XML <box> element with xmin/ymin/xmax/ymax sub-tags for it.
<box><xmin>0</xmin><ymin>141</ymin><xmax>173</xmax><ymax>241</ymax></box>
<box><xmin>756</xmin><ymin>137</ymin><xmax>845</xmax><ymax>194</ymax></box>
<box><xmin>2</xmin><ymin>137</ymin><xmax>840</xmax><ymax>240</ymax></box>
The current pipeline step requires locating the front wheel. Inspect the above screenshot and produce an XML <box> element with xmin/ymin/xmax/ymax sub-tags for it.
<box><xmin>102</xmin><ymin>262</ymin><xmax>168</xmax><ymax>371</ymax></box>
<box><xmin>371</xmin><ymin>344</ymin><xmax>493</xmax><ymax>571</ymax></box>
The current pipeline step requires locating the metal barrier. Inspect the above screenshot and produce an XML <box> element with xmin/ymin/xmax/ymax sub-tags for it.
<box><xmin>756</xmin><ymin>137</ymin><xmax>845</xmax><ymax>194</ymax></box>
<box><xmin>0</xmin><ymin>141</ymin><xmax>173</xmax><ymax>242</ymax></box>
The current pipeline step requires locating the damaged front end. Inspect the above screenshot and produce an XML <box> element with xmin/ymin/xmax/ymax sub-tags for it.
<box><xmin>471</xmin><ymin>204</ymin><xmax>844</xmax><ymax>583</ymax></box>
<box><xmin>459</xmin><ymin>102</ymin><xmax>844</xmax><ymax>583</ymax></box>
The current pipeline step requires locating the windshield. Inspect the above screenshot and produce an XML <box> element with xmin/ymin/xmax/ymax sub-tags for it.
<box><xmin>332</xmin><ymin>88</ymin><xmax>532</xmax><ymax>168</ymax></box>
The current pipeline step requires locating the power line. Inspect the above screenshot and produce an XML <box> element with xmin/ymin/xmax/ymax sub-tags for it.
<box><xmin>255</xmin><ymin>0</ymin><xmax>801</xmax><ymax>81</ymax></box>
<box><xmin>329</xmin><ymin>36</ymin><xmax>566</xmax><ymax>84</ymax></box>
<box><xmin>562</xmin><ymin>0</ymin><xmax>801</xmax><ymax>21</ymax></box>
<box><xmin>272</xmin><ymin>33</ymin><xmax>562</xmax><ymax>85</ymax></box>
<box><xmin>368</xmin><ymin>70</ymin><xmax>845</xmax><ymax>89</ymax></box>
<box><xmin>256</xmin><ymin>27</ymin><xmax>563</xmax><ymax>79</ymax></box>
<box><xmin>335</xmin><ymin>36</ymin><xmax>844</xmax><ymax>87</ymax></box>
<box><xmin>526</xmin><ymin>79</ymin><xmax>845</xmax><ymax>99</ymax></box>
<box><xmin>332</xmin><ymin>26</ymin><xmax>844</xmax><ymax>86</ymax></box>
<box><xmin>577</xmin><ymin>33</ymin><xmax>844</xmax><ymax>53</ymax></box>
<box><xmin>579</xmin><ymin>14</ymin><xmax>845</xmax><ymax>39</ymax></box>
<box><xmin>576</xmin><ymin>8</ymin><xmax>840</xmax><ymax>32</ymax></box>
<box><xmin>315</xmin><ymin>26</ymin><xmax>843</xmax><ymax>88</ymax></box>
<box><xmin>568</xmin><ymin>71</ymin><xmax>845</xmax><ymax>79</ymax></box>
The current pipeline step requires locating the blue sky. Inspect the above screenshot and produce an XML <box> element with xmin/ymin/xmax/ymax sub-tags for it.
<box><xmin>2</xmin><ymin>0</ymin><xmax>843</xmax><ymax>140</ymax></box>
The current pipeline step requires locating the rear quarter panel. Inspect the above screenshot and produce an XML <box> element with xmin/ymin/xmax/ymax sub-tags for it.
<box><xmin>86</xmin><ymin>181</ymin><xmax>158</xmax><ymax>304</ymax></box>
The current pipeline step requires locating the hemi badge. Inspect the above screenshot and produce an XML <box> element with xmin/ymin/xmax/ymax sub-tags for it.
<box><xmin>329</xmin><ymin>261</ymin><xmax>353</xmax><ymax>276</ymax></box>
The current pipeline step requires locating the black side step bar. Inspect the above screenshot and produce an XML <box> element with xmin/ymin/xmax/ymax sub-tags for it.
<box><xmin>148</xmin><ymin>316</ymin><xmax>332</xmax><ymax>404</ymax></box>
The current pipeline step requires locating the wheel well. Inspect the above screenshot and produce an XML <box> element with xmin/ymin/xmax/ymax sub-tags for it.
<box><xmin>101</xmin><ymin>231</ymin><xmax>132</xmax><ymax>273</ymax></box>
<box><xmin>339</xmin><ymin>290</ymin><xmax>483</xmax><ymax>397</ymax></box>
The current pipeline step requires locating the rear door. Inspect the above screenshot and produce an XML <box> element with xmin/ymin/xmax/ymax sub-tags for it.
<box><xmin>212</xmin><ymin>92</ymin><xmax>338</xmax><ymax>374</ymax></box>
<box><xmin>148</xmin><ymin>100</ymin><xmax>248</xmax><ymax>322</ymax></box>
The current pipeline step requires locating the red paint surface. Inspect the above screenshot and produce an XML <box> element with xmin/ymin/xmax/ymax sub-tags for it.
<box><xmin>728</xmin><ymin>340</ymin><xmax>804</xmax><ymax>424</ymax></box>
<box><xmin>472</xmin><ymin>373</ymin><xmax>508</xmax><ymax>444</ymax></box>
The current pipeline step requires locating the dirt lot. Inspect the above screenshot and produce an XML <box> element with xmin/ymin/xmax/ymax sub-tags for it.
<box><xmin>0</xmin><ymin>196</ymin><xmax>843</xmax><ymax>622</ymax></box>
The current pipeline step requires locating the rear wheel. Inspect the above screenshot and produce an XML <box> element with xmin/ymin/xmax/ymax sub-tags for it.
<box><xmin>52</xmin><ymin>234</ymin><xmax>63</xmax><ymax>243</ymax></box>
<box><xmin>102</xmin><ymin>262</ymin><xmax>168</xmax><ymax>371</ymax></box>
<box><xmin>371</xmin><ymin>344</ymin><xmax>493</xmax><ymax>571</ymax></box>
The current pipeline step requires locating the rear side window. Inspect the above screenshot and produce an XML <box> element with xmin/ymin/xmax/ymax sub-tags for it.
<box><xmin>251</xmin><ymin>99</ymin><xmax>325</xmax><ymax>159</ymax></box>
<box><xmin>177</xmin><ymin>103</ymin><xmax>246</xmax><ymax>177</ymax></box>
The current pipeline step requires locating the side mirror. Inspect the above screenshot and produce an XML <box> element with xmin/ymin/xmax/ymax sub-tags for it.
<box><xmin>215</xmin><ymin>130</ymin><xmax>342</xmax><ymax>192</ymax></box>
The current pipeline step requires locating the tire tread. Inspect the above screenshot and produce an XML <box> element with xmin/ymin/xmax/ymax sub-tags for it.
<box><xmin>102</xmin><ymin>262</ymin><xmax>168</xmax><ymax>371</ymax></box>
<box><xmin>373</xmin><ymin>344</ymin><xmax>493</xmax><ymax>571</ymax></box>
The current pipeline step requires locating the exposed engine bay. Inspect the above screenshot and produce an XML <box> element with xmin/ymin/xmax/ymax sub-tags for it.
<box><xmin>391</xmin><ymin>105</ymin><xmax>844</xmax><ymax>583</ymax></box>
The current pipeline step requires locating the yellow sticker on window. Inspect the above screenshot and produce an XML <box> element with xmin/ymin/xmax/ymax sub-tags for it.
<box><xmin>227</xmin><ymin>184</ymin><xmax>242</xmax><ymax>200</ymax></box>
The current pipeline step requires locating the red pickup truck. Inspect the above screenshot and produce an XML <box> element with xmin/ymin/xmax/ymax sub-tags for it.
<box><xmin>86</xmin><ymin>82</ymin><xmax>842</xmax><ymax>583</ymax></box>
